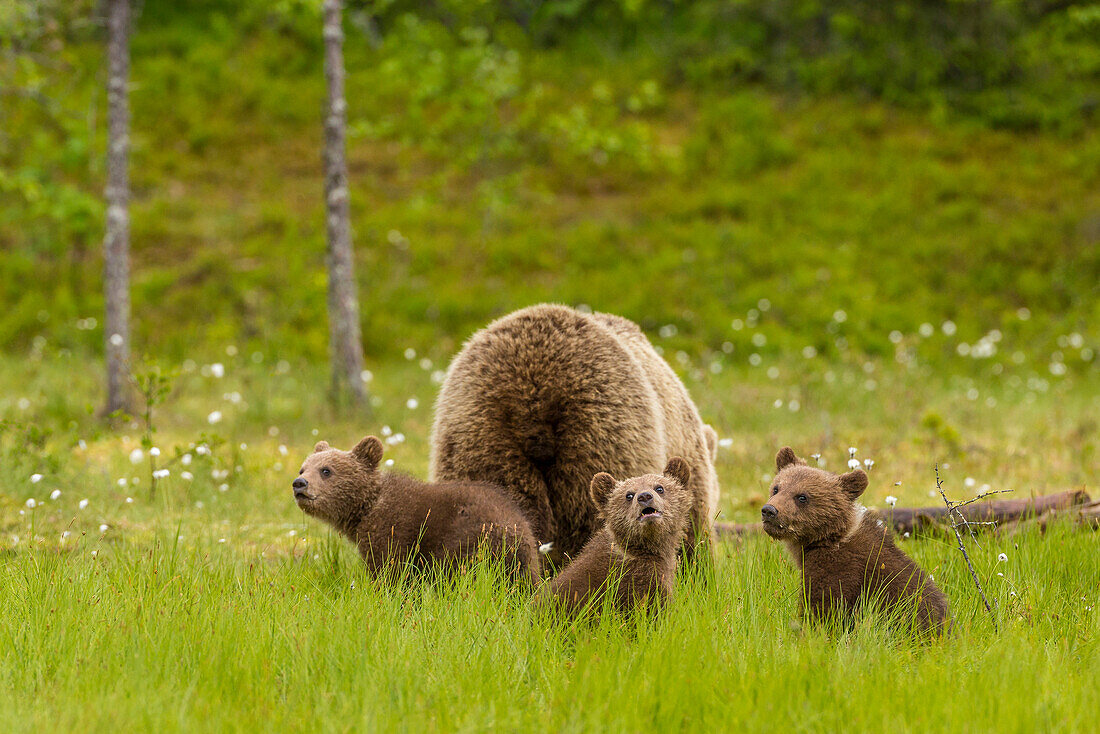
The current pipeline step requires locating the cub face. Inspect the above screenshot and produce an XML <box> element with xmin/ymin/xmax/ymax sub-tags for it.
<box><xmin>590</xmin><ymin>457</ymin><xmax>693</xmax><ymax>553</ymax></box>
<box><xmin>761</xmin><ymin>447</ymin><xmax>868</xmax><ymax>545</ymax></box>
<box><xmin>292</xmin><ymin>436</ymin><xmax>384</xmax><ymax>526</ymax></box>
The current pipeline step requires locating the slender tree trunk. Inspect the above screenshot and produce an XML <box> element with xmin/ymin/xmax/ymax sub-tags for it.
<box><xmin>104</xmin><ymin>0</ymin><xmax>131</xmax><ymax>415</ymax></box>
<box><xmin>322</xmin><ymin>0</ymin><xmax>366</xmax><ymax>406</ymax></box>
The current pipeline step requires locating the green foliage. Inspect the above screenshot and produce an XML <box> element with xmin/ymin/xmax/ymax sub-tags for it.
<box><xmin>0</xmin><ymin>1</ymin><xmax>1097</xmax><ymax>373</ymax></box>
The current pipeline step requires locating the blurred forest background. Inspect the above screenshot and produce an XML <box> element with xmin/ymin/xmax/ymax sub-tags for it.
<box><xmin>2</xmin><ymin>0</ymin><xmax>1098</xmax><ymax>370</ymax></box>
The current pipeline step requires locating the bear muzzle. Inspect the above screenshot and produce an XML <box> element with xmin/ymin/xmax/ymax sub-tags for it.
<box><xmin>292</xmin><ymin>477</ymin><xmax>314</xmax><ymax>502</ymax></box>
<box><xmin>760</xmin><ymin>504</ymin><xmax>786</xmax><ymax>536</ymax></box>
<box><xmin>636</xmin><ymin>491</ymin><xmax>663</xmax><ymax>522</ymax></box>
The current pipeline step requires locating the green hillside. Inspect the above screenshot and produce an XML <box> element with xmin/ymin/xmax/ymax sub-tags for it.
<box><xmin>2</xmin><ymin>0</ymin><xmax>1098</xmax><ymax>373</ymax></box>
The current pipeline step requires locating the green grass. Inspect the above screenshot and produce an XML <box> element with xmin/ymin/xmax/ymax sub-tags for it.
<box><xmin>1</xmin><ymin>352</ymin><xmax>1097</xmax><ymax>731</ymax></box>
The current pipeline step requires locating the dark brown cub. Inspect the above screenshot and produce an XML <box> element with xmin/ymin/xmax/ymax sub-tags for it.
<box><xmin>761</xmin><ymin>447</ymin><xmax>950</xmax><ymax>635</ymax></box>
<box><xmin>535</xmin><ymin>458</ymin><xmax>693</xmax><ymax>617</ymax></box>
<box><xmin>293</xmin><ymin>436</ymin><xmax>540</xmax><ymax>583</ymax></box>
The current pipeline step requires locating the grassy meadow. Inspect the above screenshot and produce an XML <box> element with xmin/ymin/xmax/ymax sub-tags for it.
<box><xmin>3</xmin><ymin>1</ymin><xmax>1099</xmax><ymax>731</ymax></box>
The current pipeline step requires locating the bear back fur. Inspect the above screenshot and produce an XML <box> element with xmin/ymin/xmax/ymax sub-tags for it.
<box><xmin>429</xmin><ymin>304</ymin><xmax>720</xmax><ymax>563</ymax></box>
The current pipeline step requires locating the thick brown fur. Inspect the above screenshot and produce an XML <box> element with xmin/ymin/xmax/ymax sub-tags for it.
<box><xmin>762</xmin><ymin>447</ymin><xmax>950</xmax><ymax>635</ymax></box>
<box><xmin>293</xmin><ymin>437</ymin><xmax>539</xmax><ymax>583</ymax></box>
<box><xmin>535</xmin><ymin>458</ymin><xmax>693</xmax><ymax>616</ymax></box>
<box><xmin>429</xmin><ymin>304</ymin><xmax>719</xmax><ymax>565</ymax></box>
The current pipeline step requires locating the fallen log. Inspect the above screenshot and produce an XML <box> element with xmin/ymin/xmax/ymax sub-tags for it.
<box><xmin>714</xmin><ymin>489</ymin><xmax>1093</xmax><ymax>539</ymax></box>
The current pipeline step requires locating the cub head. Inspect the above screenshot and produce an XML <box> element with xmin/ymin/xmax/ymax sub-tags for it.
<box><xmin>589</xmin><ymin>457</ymin><xmax>693</xmax><ymax>555</ymax></box>
<box><xmin>292</xmin><ymin>436</ymin><xmax>385</xmax><ymax>528</ymax></box>
<box><xmin>760</xmin><ymin>446</ymin><xmax>868</xmax><ymax>546</ymax></box>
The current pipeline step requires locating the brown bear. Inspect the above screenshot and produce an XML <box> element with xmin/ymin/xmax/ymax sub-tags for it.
<box><xmin>293</xmin><ymin>436</ymin><xmax>540</xmax><ymax>583</ymax></box>
<box><xmin>534</xmin><ymin>458</ymin><xmax>693</xmax><ymax>616</ymax></box>
<box><xmin>762</xmin><ymin>447</ymin><xmax>950</xmax><ymax>635</ymax></box>
<box><xmin>429</xmin><ymin>304</ymin><xmax>719</xmax><ymax>566</ymax></box>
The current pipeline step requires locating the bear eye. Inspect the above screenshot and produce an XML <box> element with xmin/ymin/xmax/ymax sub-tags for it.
<box><xmin>796</xmin><ymin>494</ymin><xmax>808</xmax><ymax>504</ymax></box>
<box><xmin>321</xmin><ymin>467</ymin><xmax>332</xmax><ymax>478</ymax></box>
<box><xmin>655</xmin><ymin>485</ymin><xmax>664</xmax><ymax>494</ymax></box>
<box><xmin>298</xmin><ymin>468</ymin><xmax>304</xmax><ymax>475</ymax></box>
<box><xmin>771</xmin><ymin>485</ymin><xmax>779</xmax><ymax>496</ymax></box>
<box><xmin>625</xmin><ymin>492</ymin><xmax>635</xmax><ymax>501</ymax></box>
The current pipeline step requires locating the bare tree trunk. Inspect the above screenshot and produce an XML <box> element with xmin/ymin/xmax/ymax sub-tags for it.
<box><xmin>103</xmin><ymin>0</ymin><xmax>131</xmax><ymax>415</ymax></box>
<box><xmin>322</xmin><ymin>0</ymin><xmax>366</xmax><ymax>406</ymax></box>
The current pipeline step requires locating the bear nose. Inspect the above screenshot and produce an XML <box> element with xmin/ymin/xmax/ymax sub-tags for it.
<box><xmin>761</xmin><ymin>504</ymin><xmax>778</xmax><ymax>519</ymax></box>
<box><xmin>292</xmin><ymin>477</ymin><xmax>308</xmax><ymax>490</ymax></box>
<box><xmin>635</xmin><ymin>491</ymin><xmax>654</xmax><ymax>505</ymax></box>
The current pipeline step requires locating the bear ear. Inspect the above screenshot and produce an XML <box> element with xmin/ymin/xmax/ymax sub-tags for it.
<box><xmin>590</xmin><ymin>473</ymin><xmax>617</xmax><ymax>509</ymax></box>
<box><xmin>703</xmin><ymin>425</ymin><xmax>719</xmax><ymax>461</ymax></box>
<box><xmin>314</xmin><ymin>441</ymin><xmax>330</xmax><ymax>453</ymax></box>
<box><xmin>663</xmin><ymin>457</ymin><xmax>691</xmax><ymax>488</ymax></box>
<box><xmin>839</xmin><ymin>469</ymin><xmax>868</xmax><ymax>499</ymax></box>
<box><xmin>351</xmin><ymin>436</ymin><xmax>384</xmax><ymax>470</ymax></box>
<box><xmin>776</xmin><ymin>447</ymin><xmax>804</xmax><ymax>471</ymax></box>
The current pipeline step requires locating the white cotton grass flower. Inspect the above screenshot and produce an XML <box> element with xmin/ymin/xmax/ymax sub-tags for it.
<box><xmin>383</xmin><ymin>459</ymin><xmax>395</xmax><ymax>468</ymax></box>
<box><xmin>182</xmin><ymin>453</ymin><xmax>192</xmax><ymax>465</ymax></box>
<box><xmin>25</xmin><ymin>498</ymin><xmax>37</xmax><ymax>509</ymax></box>
<box><xmin>153</xmin><ymin>469</ymin><xmax>170</xmax><ymax>479</ymax></box>
<box><xmin>278</xmin><ymin>445</ymin><xmax>288</xmax><ymax>457</ymax></box>
<box><xmin>885</xmin><ymin>495</ymin><xmax>898</xmax><ymax>507</ymax></box>
<box><xmin>78</xmin><ymin>498</ymin><xmax>89</xmax><ymax>509</ymax></box>
<box><xmin>99</xmin><ymin>524</ymin><xmax>108</xmax><ymax>533</ymax></box>
<box><xmin>848</xmin><ymin>458</ymin><xmax>861</xmax><ymax>470</ymax></box>
<box><xmin>117</xmin><ymin>478</ymin><xmax>128</xmax><ymax>487</ymax></box>
<box><xmin>848</xmin><ymin>447</ymin><xmax>858</xmax><ymax>457</ymax></box>
<box><xmin>863</xmin><ymin>459</ymin><xmax>874</xmax><ymax>469</ymax></box>
<box><xmin>207</xmin><ymin>410</ymin><xmax>223</xmax><ymax>425</ymax></box>
<box><xmin>210</xmin><ymin>363</ymin><xmax>225</xmax><ymax>378</ymax></box>
<box><xmin>181</xmin><ymin>471</ymin><xmax>193</xmax><ymax>481</ymax></box>
<box><xmin>381</xmin><ymin>425</ymin><xmax>392</xmax><ymax>437</ymax></box>
<box><xmin>998</xmin><ymin>552</ymin><xmax>1008</xmax><ymax>563</ymax></box>
<box><xmin>195</xmin><ymin>444</ymin><xmax>210</xmax><ymax>456</ymax></box>
<box><xmin>406</xmin><ymin>397</ymin><xmax>419</xmax><ymax>410</ymax></box>
<box><xmin>130</xmin><ymin>448</ymin><xmax>144</xmax><ymax>464</ymax></box>
<box><xmin>404</xmin><ymin>348</ymin><xmax>416</xmax><ymax>360</ymax></box>
<box><xmin>219</xmin><ymin>484</ymin><xmax>229</xmax><ymax>492</ymax></box>
<box><xmin>109</xmin><ymin>333</ymin><xmax>124</xmax><ymax>347</ymax></box>
<box><xmin>718</xmin><ymin>438</ymin><xmax>733</xmax><ymax>449</ymax></box>
<box><xmin>149</xmin><ymin>447</ymin><xmax>160</xmax><ymax>457</ymax></box>
<box><xmin>31</xmin><ymin>473</ymin><xmax>43</xmax><ymax>484</ymax></box>
<box><xmin>964</xmin><ymin>477</ymin><xmax>976</xmax><ymax>488</ymax></box>
<box><xmin>125</xmin><ymin>497</ymin><xmax>134</xmax><ymax>503</ymax></box>
<box><xmin>50</xmin><ymin>489</ymin><xmax>61</xmax><ymax>500</ymax></box>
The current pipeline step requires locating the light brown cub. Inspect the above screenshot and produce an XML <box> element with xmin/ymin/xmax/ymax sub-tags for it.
<box><xmin>762</xmin><ymin>447</ymin><xmax>950</xmax><ymax>635</ymax></box>
<box><xmin>294</xmin><ymin>437</ymin><xmax>539</xmax><ymax>583</ymax></box>
<box><xmin>536</xmin><ymin>458</ymin><xmax>693</xmax><ymax>616</ymax></box>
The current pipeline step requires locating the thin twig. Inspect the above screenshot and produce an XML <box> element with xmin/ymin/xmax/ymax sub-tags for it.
<box><xmin>935</xmin><ymin>464</ymin><xmax>998</xmax><ymax>631</ymax></box>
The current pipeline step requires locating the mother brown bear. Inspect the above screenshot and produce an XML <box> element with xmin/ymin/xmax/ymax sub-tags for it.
<box><xmin>429</xmin><ymin>304</ymin><xmax>720</xmax><ymax>566</ymax></box>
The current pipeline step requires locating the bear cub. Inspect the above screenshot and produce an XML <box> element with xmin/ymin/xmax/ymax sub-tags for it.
<box><xmin>762</xmin><ymin>447</ymin><xmax>950</xmax><ymax>635</ymax></box>
<box><xmin>536</xmin><ymin>458</ymin><xmax>693</xmax><ymax>616</ymax></box>
<box><xmin>294</xmin><ymin>436</ymin><xmax>540</xmax><ymax>583</ymax></box>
